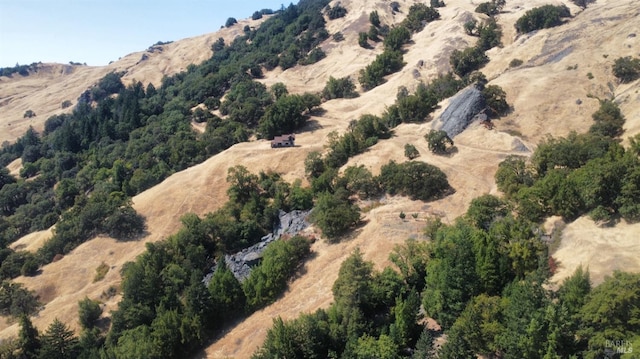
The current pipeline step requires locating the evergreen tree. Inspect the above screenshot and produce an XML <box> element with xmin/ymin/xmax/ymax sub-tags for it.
<box><xmin>40</xmin><ymin>318</ymin><xmax>79</xmax><ymax>359</ymax></box>
<box><xmin>18</xmin><ymin>315</ymin><xmax>40</xmax><ymax>359</ymax></box>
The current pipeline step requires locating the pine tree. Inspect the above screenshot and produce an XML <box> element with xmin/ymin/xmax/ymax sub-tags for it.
<box><xmin>40</xmin><ymin>318</ymin><xmax>79</xmax><ymax>359</ymax></box>
<box><xmin>18</xmin><ymin>315</ymin><xmax>40</xmax><ymax>359</ymax></box>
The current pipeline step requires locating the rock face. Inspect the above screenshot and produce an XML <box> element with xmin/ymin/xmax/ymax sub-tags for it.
<box><xmin>433</xmin><ymin>86</ymin><xmax>486</xmax><ymax>138</ymax></box>
<box><xmin>203</xmin><ymin>210</ymin><xmax>311</xmax><ymax>284</ymax></box>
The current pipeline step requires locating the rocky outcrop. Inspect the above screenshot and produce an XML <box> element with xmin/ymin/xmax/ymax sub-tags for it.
<box><xmin>203</xmin><ymin>210</ymin><xmax>311</xmax><ymax>284</ymax></box>
<box><xmin>433</xmin><ymin>86</ymin><xmax>486</xmax><ymax>138</ymax></box>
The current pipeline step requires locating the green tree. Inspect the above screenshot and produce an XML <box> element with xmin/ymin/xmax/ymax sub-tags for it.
<box><xmin>322</xmin><ymin>76</ymin><xmax>358</xmax><ymax>100</ymax></box>
<box><xmin>206</xmin><ymin>262</ymin><xmax>245</xmax><ymax>322</ymax></box>
<box><xmin>113</xmin><ymin>325</ymin><xmax>155</xmax><ymax>359</ymax></box>
<box><xmin>515</xmin><ymin>4</ymin><xmax>571</xmax><ymax>34</ymax></box>
<box><xmin>403</xmin><ymin>4</ymin><xmax>440</xmax><ymax>32</ymax></box>
<box><xmin>378</xmin><ymin>160</ymin><xmax>451</xmax><ymax>201</ymax></box>
<box><xmin>389</xmin><ymin>238</ymin><xmax>430</xmax><ymax>291</ymax></box>
<box><xmin>425</xmin><ymin>129</ymin><xmax>454</xmax><ymax>154</ymax></box>
<box><xmin>482</xmin><ymin>84</ymin><xmax>509</xmax><ymax>116</ymax></box>
<box><xmin>579</xmin><ymin>271</ymin><xmax>640</xmax><ymax>358</ymax></box>
<box><xmin>449</xmin><ymin>46</ymin><xmax>489</xmax><ymax>77</ymax></box>
<box><xmin>369</xmin><ymin>11</ymin><xmax>380</xmax><ymax>27</ymax></box>
<box><xmin>270</xmin><ymin>82</ymin><xmax>289</xmax><ymax>100</ymax></box>
<box><xmin>333</xmin><ymin>249</ymin><xmax>374</xmax><ymax>310</ymax></box>
<box><xmin>570</xmin><ymin>0</ymin><xmax>595</xmax><ymax>8</ymax></box>
<box><xmin>40</xmin><ymin>318</ymin><xmax>79</xmax><ymax>359</ymax></box>
<box><xmin>327</xmin><ymin>4</ymin><xmax>347</xmax><ymax>19</ymax></box>
<box><xmin>225</xmin><ymin>17</ymin><xmax>237</xmax><ymax>27</ymax></box>
<box><xmin>465</xmin><ymin>194</ymin><xmax>508</xmax><ymax>230</ymax></box>
<box><xmin>354</xmin><ymin>334</ymin><xmax>400</xmax><ymax>359</ymax></box>
<box><xmin>358</xmin><ymin>32</ymin><xmax>369</xmax><ymax>48</ymax></box>
<box><xmin>310</xmin><ymin>191</ymin><xmax>360</xmax><ymax>241</ymax></box>
<box><xmin>78</xmin><ymin>297</ymin><xmax>102</xmax><ymax>329</ymax></box>
<box><xmin>18</xmin><ymin>315</ymin><xmax>40</xmax><ymax>359</ymax></box>
<box><xmin>441</xmin><ymin>294</ymin><xmax>503</xmax><ymax>358</ymax></box>
<box><xmin>422</xmin><ymin>222</ymin><xmax>480</xmax><ymax>329</ymax></box>
<box><xmin>383</xmin><ymin>26</ymin><xmax>411</xmax><ymax>51</ymax></box>
<box><xmin>412</xmin><ymin>329</ymin><xmax>435</xmax><ymax>359</ymax></box>
<box><xmin>243</xmin><ymin>236</ymin><xmax>311</xmax><ymax>310</ymax></box>
<box><xmin>495</xmin><ymin>155</ymin><xmax>534</xmax><ymax>198</ymax></box>
<box><xmin>475</xmin><ymin>0</ymin><xmax>505</xmax><ymax>16</ymax></box>
<box><xmin>612</xmin><ymin>56</ymin><xmax>640</xmax><ymax>83</ymax></box>
<box><xmin>342</xmin><ymin>165</ymin><xmax>379</xmax><ymax>199</ymax></box>
<box><xmin>304</xmin><ymin>151</ymin><xmax>325</xmax><ymax>180</ymax></box>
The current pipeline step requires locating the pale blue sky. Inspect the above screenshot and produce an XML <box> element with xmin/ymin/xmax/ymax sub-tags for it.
<box><xmin>0</xmin><ymin>0</ymin><xmax>287</xmax><ymax>68</ymax></box>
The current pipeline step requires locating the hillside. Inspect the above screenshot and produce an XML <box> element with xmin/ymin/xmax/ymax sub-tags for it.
<box><xmin>1</xmin><ymin>0</ymin><xmax>640</xmax><ymax>357</ymax></box>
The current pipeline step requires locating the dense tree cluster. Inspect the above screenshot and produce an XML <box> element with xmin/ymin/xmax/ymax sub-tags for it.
<box><xmin>0</xmin><ymin>62</ymin><xmax>41</xmax><ymax>77</ymax></box>
<box><xmin>256</xmin><ymin>201</ymin><xmax>640</xmax><ymax>358</ymax></box>
<box><xmin>358</xmin><ymin>4</ymin><xmax>442</xmax><ymax>91</ymax></box>
<box><xmin>515</xmin><ymin>4</ymin><xmax>571</xmax><ymax>34</ymax></box>
<box><xmin>496</xmin><ymin>100</ymin><xmax>640</xmax><ymax>224</ymax></box>
<box><xmin>0</xmin><ymin>0</ymin><xmax>335</xmax><ymax>285</ymax></box>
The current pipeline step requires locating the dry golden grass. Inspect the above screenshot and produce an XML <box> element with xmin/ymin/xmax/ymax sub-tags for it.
<box><xmin>1</xmin><ymin>0</ymin><xmax>639</xmax><ymax>356</ymax></box>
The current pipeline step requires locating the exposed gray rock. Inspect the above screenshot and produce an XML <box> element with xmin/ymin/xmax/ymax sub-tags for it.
<box><xmin>433</xmin><ymin>86</ymin><xmax>486</xmax><ymax>138</ymax></box>
<box><xmin>203</xmin><ymin>209</ymin><xmax>311</xmax><ymax>285</ymax></box>
<box><xmin>512</xmin><ymin>138</ymin><xmax>530</xmax><ymax>152</ymax></box>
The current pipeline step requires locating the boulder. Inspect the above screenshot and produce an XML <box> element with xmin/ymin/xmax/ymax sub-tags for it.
<box><xmin>203</xmin><ymin>210</ymin><xmax>311</xmax><ymax>284</ymax></box>
<box><xmin>433</xmin><ymin>86</ymin><xmax>486</xmax><ymax>138</ymax></box>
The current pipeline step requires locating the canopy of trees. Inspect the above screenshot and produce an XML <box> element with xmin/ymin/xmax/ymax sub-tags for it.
<box><xmin>515</xmin><ymin>4</ymin><xmax>571</xmax><ymax>34</ymax></box>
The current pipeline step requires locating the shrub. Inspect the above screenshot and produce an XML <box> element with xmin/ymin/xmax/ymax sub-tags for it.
<box><xmin>61</xmin><ymin>100</ymin><xmax>72</xmax><ymax>109</ymax></box>
<box><xmin>404</xmin><ymin>143</ymin><xmax>420</xmax><ymax>159</ymax></box>
<box><xmin>94</xmin><ymin>262</ymin><xmax>109</xmax><ymax>282</ymax></box>
<box><xmin>464</xmin><ymin>19</ymin><xmax>477</xmax><ymax>35</ymax></box>
<box><xmin>390</xmin><ymin>2</ymin><xmax>400</xmax><ymax>12</ymax></box>
<box><xmin>515</xmin><ymin>4</ymin><xmax>571</xmax><ymax>34</ymax></box>
<box><xmin>23</xmin><ymin>110</ymin><xmax>36</xmax><ymax>118</ymax></box>
<box><xmin>252</xmin><ymin>11</ymin><xmax>263</xmax><ymax>20</ymax></box>
<box><xmin>431</xmin><ymin>0</ymin><xmax>446</xmax><ymax>7</ymax></box>
<box><xmin>333</xmin><ymin>32</ymin><xmax>344</xmax><ymax>41</ymax></box>
<box><xmin>612</xmin><ymin>56</ymin><xmax>640</xmax><ymax>83</ymax></box>
<box><xmin>509</xmin><ymin>58</ymin><xmax>523</xmax><ymax>68</ymax></box>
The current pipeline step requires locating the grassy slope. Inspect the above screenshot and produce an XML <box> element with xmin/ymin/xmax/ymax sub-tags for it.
<box><xmin>1</xmin><ymin>0</ymin><xmax>639</xmax><ymax>356</ymax></box>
